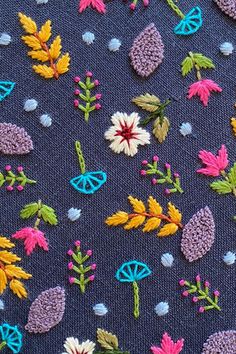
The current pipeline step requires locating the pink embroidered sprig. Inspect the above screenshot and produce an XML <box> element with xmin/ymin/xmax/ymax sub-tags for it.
<box><xmin>127</xmin><ymin>0</ymin><xmax>149</xmax><ymax>11</ymax></box>
<box><xmin>197</xmin><ymin>144</ymin><xmax>236</xmax><ymax>196</ymax></box>
<box><xmin>179</xmin><ymin>275</ymin><xmax>221</xmax><ymax>313</ymax></box>
<box><xmin>181</xmin><ymin>52</ymin><xmax>222</xmax><ymax>106</ymax></box>
<box><xmin>151</xmin><ymin>332</ymin><xmax>184</xmax><ymax>354</ymax></box>
<box><xmin>140</xmin><ymin>156</ymin><xmax>183</xmax><ymax>195</ymax></box>
<box><xmin>78</xmin><ymin>0</ymin><xmax>106</xmax><ymax>14</ymax></box>
<box><xmin>67</xmin><ymin>241</ymin><xmax>96</xmax><ymax>293</ymax></box>
<box><xmin>74</xmin><ymin>72</ymin><xmax>101</xmax><ymax>122</ymax></box>
<box><xmin>0</xmin><ymin>165</ymin><xmax>36</xmax><ymax>191</ymax></box>
<box><xmin>12</xmin><ymin>200</ymin><xmax>58</xmax><ymax>255</ymax></box>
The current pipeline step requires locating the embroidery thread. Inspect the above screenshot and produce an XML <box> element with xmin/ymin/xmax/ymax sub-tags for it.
<box><xmin>0</xmin><ymin>236</ymin><xmax>32</xmax><ymax>299</ymax></box>
<box><xmin>70</xmin><ymin>140</ymin><xmax>107</xmax><ymax>194</ymax></box>
<box><xmin>104</xmin><ymin>112</ymin><xmax>150</xmax><ymax>157</ymax></box>
<box><xmin>126</xmin><ymin>0</ymin><xmax>149</xmax><ymax>11</ymax></box>
<box><xmin>74</xmin><ymin>72</ymin><xmax>101</xmax><ymax>122</ymax></box>
<box><xmin>132</xmin><ymin>94</ymin><xmax>171</xmax><ymax>143</ymax></box>
<box><xmin>202</xmin><ymin>330</ymin><xmax>236</xmax><ymax>353</ymax></box>
<box><xmin>116</xmin><ymin>261</ymin><xmax>151</xmax><ymax>319</ymax></box>
<box><xmin>78</xmin><ymin>0</ymin><xmax>106</xmax><ymax>14</ymax></box>
<box><xmin>179</xmin><ymin>275</ymin><xmax>221</xmax><ymax>313</ymax></box>
<box><xmin>12</xmin><ymin>200</ymin><xmax>58</xmax><ymax>255</ymax></box>
<box><xmin>214</xmin><ymin>0</ymin><xmax>236</xmax><ymax>20</ymax></box>
<box><xmin>62</xmin><ymin>338</ymin><xmax>95</xmax><ymax>354</ymax></box>
<box><xmin>164</xmin><ymin>0</ymin><xmax>202</xmax><ymax>35</ymax></box>
<box><xmin>18</xmin><ymin>13</ymin><xmax>70</xmax><ymax>79</ymax></box>
<box><xmin>151</xmin><ymin>332</ymin><xmax>184</xmax><ymax>354</ymax></box>
<box><xmin>0</xmin><ymin>123</ymin><xmax>33</xmax><ymax>155</ymax></box>
<box><xmin>0</xmin><ymin>165</ymin><xmax>36</xmax><ymax>192</ymax></box>
<box><xmin>0</xmin><ymin>324</ymin><xmax>22</xmax><ymax>354</ymax></box>
<box><xmin>96</xmin><ymin>328</ymin><xmax>130</xmax><ymax>353</ymax></box>
<box><xmin>0</xmin><ymin>82</ymin><xmax>15</xmax><ymax>101</ymax></box>
<box><xmin>106</xmin><ymin>196</ymin><xmax>183</xmax><ymax>237</ymax></box>
<box><xmin>140</xmin><ymin>156</ymin><xmax>183</xmax><ymax>195</ymax></box>
<box><xmin>181</xmin><ymin>52</ymin><xmax>222</xmax><ymax>106</ymax></box>
<box><xmin>67</xmin><ymin>241</ymin><xmax>96</xmax><ymax>293</ymax></box>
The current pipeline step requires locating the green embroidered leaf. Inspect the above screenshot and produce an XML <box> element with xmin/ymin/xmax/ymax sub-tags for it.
<box><xmin>132</xmin><ymin>93</ymin><xmax>160</xmax><ymax>112</ymax></box>
<box><xmin>40</xmin><ymin>204</ymin><xmax>58</xmax><ymax>225</ymax></box>
<box><xmin>152</xmin><ymin>116</ymin><xmax>170</xmax><ymax>143</ymax></box>
<box><xmin>20</xmin><ymin>203</ymin><xmax>39</xmax><ymax>219</ymax></box>
<box><xmin>181</xmin><ymin>56</ymin><xmax>193</xmax><ymax>76</ymax></box>
<box><xmin>192</xmin><ymin>53</ymin><xmax>215</xmax><ymax>69</ymax></box>
<box><xmin>97</xmin><ymin>329</ymin><xmax>119</xmax><ymax>351</ymax></box>
<box><xmin>228</xmin><ymin>163</ymin><xmax>236</xmax><ymax>187</ymax></box>
<box><xmin>94</xmin><ymin>351</ymin><xmax>130</xmax><ymax>354</ymax></box>
<box><xmin>210</xmin><ymin>180</ymin><xmax>232</xmax><ymax>194</ymax></box>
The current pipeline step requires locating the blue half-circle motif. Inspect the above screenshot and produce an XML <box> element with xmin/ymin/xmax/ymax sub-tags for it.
<box><xmin>174</xmin><ymin>7</ymin><xmax>203</xmax><ymax>36</ymax></box>
<box><xmin>70</xmin><ymin>171</ymin><xmax>107</xmax><ymax>194</ymax></box>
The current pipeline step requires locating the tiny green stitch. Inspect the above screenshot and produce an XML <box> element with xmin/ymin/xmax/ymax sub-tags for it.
<box><xmin>74</xmin><ymin>71</ymin><xmax>101</xmax><ymax>122</ymax></box>
<box><xmin>0</xmin><ymin>165</ymin><xmax>36</xmax><ymax>191</ymax></box>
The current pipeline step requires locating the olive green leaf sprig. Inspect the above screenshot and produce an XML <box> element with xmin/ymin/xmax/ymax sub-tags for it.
<box><xmin>95</xmin><ymin>329</ymin><xmax>130</xmax><ymax>354</ymax></box>
<box><xmin>0</xmin><ymin>165</ymin><xmax>36</xmax><ymax>191</ymax></box>
<box><xmin>132</xmin><ymin>93</ymin><xmax>171</xmax><ymax>143</ymax></box>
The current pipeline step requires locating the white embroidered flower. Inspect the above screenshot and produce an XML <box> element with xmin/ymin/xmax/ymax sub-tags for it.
<box><xmin>62</xmin><ymin>337</ymin><xmax>95</xmax><ymax>354</ymax></box>
<box><xmin>104</xmin><ymin>112</ymin><xmax>150</xmax><ymax>157</ymax></box>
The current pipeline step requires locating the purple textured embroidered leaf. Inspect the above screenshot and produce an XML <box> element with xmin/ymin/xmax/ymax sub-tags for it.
<box><xmin>0</xmin><ymin>123</ymin><xmax>33</xmax><ymax>155</ymax></box>
<box><xmin>202</xmin><ymin>330</ymin><xmax>236</xmax><ymax>353</ymax></box>
<box><xmin>25</xmin><ymin>287</ymin><xmax>65</xmax><ymax>333</ymax></box>
<box><xmin>214</xmin><ymin>0</ymin><xmax>236</xmax><ymax>20</ymax></box>
<box><xmin>129</xmin><ymin>23</ymin><xmax>164</xmax><ymax>78</ymax></box>
<box><xmin>181</xmin><ymin>207</ymin><xmax>215</xmax><ymax>262</ymax></box>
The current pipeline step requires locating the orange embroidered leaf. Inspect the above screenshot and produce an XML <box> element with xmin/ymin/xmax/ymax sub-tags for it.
<box><xmin>38</xmin><ymin>20</ymin><xmax>51</xmax><ymax>42</ymax></box>
<box><xmin>0</xmin><ymin>236</ymin><xmax>15</xmax><ymax>249</ymax></box>
<box><xmin>9</xmin><ymin>279</ymin><xmax>28</xmax><ymax>299</ymax></box>
<box><xmin>124</xmin><ymin>215</ymin><xmax>146</xmax><ymax>230</ymax></box>
<box><xmin>0</xmin><ymin>250</ymin><xmax>21</xmax><ymax>264</ymax></box>
<box><xmin>4</xmin><ymin>265</ymin><xmax>32</xmax><ymax>280</ymax></box>
<box><xmin>158</xmin><ymin>223</ymin><xmax>178</xmax><ymax>237</ymax></box>
<box><xmin>143</xmin><ymin>217</ymin><xmax>161</xmax><ymax>232</ymax></box>
<box><xmin>148</xmin><ymin>196</ymin><xmax>162</xmax><ymax>215</ymax></box>
<box><xmin>105</xmin><ymin>211</ymin><xmax>129</xmax><ymax>226</ymax></box>
<box><xmin>21</xmin><ymin>35</ymin><xmax>41</xmax><ymax>50</ymax></box>
<box><xmin>231</xmin><ymin>117</ymin><xmax>236</xmax><ymax>136</ymax></box>
<box><xmin>32</xmin><ymin>64</ymin><xmax>54</xmax><ymax>79</ymax></box>
<box><xmin>167</xmin><ymin>203</ymin><xmax>182</xmax><ymax>223</ymax></box>
<box><xmin>28</xmin><ymin>50</ymin><xmax>49</xmax><ymax>62</ymax></box>
<box><xmin>49</xmin><ymin>35</ymin><xmax>62</xmax><ymax>60</ymax></box>
<box><xmin>0</xmin><ymin>269</ymin><xmax>7</xmax><ymax>294</ymax></box>
<box><xmin>18</xmin><ymin>13</ymin><xmax>37</xmax><ymax>34</ymax></box>
<box><xmin>56</xmin><ymin>53</ymin><xmax>70</xmax><ymax>74</ymax></box>
<box><xmin>128</xmin><ymin>196</ymin><xmax>146</xmax><ymax>213</ymax></box>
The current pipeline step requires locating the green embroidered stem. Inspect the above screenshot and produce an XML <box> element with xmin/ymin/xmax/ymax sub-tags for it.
<box><xmin>166</xmin><ymin>0</ymin><xmax>185</xmax><ymax>19</ymax></box>
<box><xmin>75</xmin><ymin>141</ymin><xmax>86</xmax><ymax>174</ymax></box>
<box><xmin>34</xmin><ymin>200</ymin><xmax>42</xmax><ymax>229</ymax></box>
<box><xmin>133</xmin><ymin>281</ymin><xmax>140</xmax><ymax>319</ymax></box>
<box><xmin>221</xmin><ymin>170</ymin><xmax>236</xmax><ymax>196</ymax></box>
<box><xmin>188</xmin><ymin>52</ymin><xmax>202</xmax><ymax>80</ymax></box>
<box><xmin>0</xmin><ymin>342</ymin><xmax>6</xmax><ymax>350</ymax></box>
<box><xmin>140</xmin><ymin>99</ymin><xmax>171</xmax><ymax>126</ymax></box>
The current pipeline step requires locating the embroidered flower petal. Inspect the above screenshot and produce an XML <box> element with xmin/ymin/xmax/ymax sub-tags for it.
<box><xmin>151</xmin><ymin>333</ymin><xmax>184</xmax><ymax>354</ymax></box>
<box><xmin>12</xmin><ymin>227</ymin><xmax>49</xmax><ymax>256</ymax></box>
<box><xmin>197</xmin><ymin>145</ymin><xmax>228</xmax><ymax>176</ymax></box>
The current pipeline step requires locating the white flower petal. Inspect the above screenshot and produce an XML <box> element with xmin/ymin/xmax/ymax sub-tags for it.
<box><xmin>104</xmin><ymin>126</ymin><xmax>118</xmax><ymax>141</ymax></box>
<box><xmin>63</xmin><ymin>338</ymin><xmax>95</xmax><ymax>354</ymax></box>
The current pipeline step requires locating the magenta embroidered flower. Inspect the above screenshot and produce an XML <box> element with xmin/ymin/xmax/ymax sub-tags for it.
<box><xmin>188</xmin><ymin>79</ymin><xmax>222</xmax><ymax>107</ymax></box>
<box><xmin>78</xmin><ymin>0</ymin><xmax>106</xmax><ymax>13</ymax></box>
<box><xmin>12</xmin><ymin>227</ymin><xmax>48</xmax><ymax>256</ymax></box>
<box><xmin>197</xmin><ymin>144</ymin><xmax>228</xmax><ymax>177</ymax></box>
<box><xmin>151</xmin><ymin>332</ymin><xmax>184</xmax><ymax>354</ymax></box>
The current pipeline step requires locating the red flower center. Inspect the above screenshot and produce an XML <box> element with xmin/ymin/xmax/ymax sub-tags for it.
<box><xmin>115</xmin><ymin>121</ymin><xmax>139</xmax><ymax>144</ymax></box>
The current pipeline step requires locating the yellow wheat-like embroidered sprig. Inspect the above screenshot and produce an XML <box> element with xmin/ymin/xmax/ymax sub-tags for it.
<box><xmin>18</xmin><ymin>13</ymin><xmax>70</xmax><ymax>79</ymax></box>
<box><xmin>105</xmin><ymin>195</ymin><xmax>183</xmax><ymax>237</ymax></box>
<box><xmin>0</xmin><ymin>236</ymin><xmax>32</xmax><ymax>299</ymax></box>
<box><xmin>231</xmin><ymin>117</ymin><xmax>236</xmax><ymax>136</ymax></box>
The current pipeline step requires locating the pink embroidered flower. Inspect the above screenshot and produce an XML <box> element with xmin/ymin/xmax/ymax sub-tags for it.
<box><xmin>78</xmin><ymin>0</ymin><xmax>106</xmax><ymax>14</ymax></box>
<box><xmin>12</xmin><ymin>227</ymin><xmax>49</xmax><ymax>256</ymax></box>
<box><xmin>197</xmin><ymin>144</ymin><xmax>229</xmax><ymax>177</ymax></box>
<box><xmin>151</xmin><ymin>332</ymin><xmax>184</xmax><ymax>354</ymax></box>
<box><xmin>188</xmin><ymin>79</ymin><xmax>222</xmax><ymax>106</ymax></box>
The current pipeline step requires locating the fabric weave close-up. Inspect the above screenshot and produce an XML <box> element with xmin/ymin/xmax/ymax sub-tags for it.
<box><xmin>0</xmin><ymin>1</ymin><xmax>236</xmax><ymax>353</ymax></box>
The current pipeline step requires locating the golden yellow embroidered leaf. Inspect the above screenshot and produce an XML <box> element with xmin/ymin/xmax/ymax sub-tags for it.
<box><xmin>49</xmin><ymin>35</ymin><xmax>62</xmax><ymax>60</ymax></box>
<box><xmin>18</xmin><ymin>12</ymin><xmax>37</xmax><ymax>34</ymax></box>
<box><xmin>9</xmin><ymin>279</ymin><xmax>28</xmax><ymax>299</ymax></box>
<box><xmin>148</xmin><ymin>196</ymin><xmax>162</xmax><ymax>215</ymax></box>
<box><xmin>32</xmin><ymin>64</ymin><xmax>54</xmax><ymax>79</ymax></box>
<box><xmin>124</xmin><ymin>215</ymin><xmax>146</xmax><ymax>230</ymax></box>
<box><xmin>231</xmin><ymin>117</ymin><xmax>236</xmax><ymax>136</ymax></box>
<box><xmin>97</xmin><ymin>329</ymin><xmax>118</xmax><ymax>351</ymax></box>
<box><xmin>28</xmin><ymin>50</ymin><xmax>49</xmax><ymax>62</ymax></box>
<box><xmin>0</xmin><ymin>251</ymin><xmax>21</xmax><ymax>264</ymax></box>
<box><xmin>0</xmin><ymin>236</ymin><xmax>15</xmax><ymax>249</ymax></box>
<box><xmin>4</xmin><ymin>265</ymin><xmax>32</xmax><ymax>280</ymax></box>
<box><xmin>152</xmin><ymin>116</ymin><xmax>170</xmax><ymax>143</ymax></box>
<box><xmin>38</xmin><ymin>20</ymin><xmax>51</xmax><ymax>42</ymax></box>
<box><xmin>56</xmin><ymin>53</ymin><xmax>70</xmax><ymax>74</ymax></box>
<box><xmin>143</xmin><ymin>217</ymin><xmax>161</xmax><ymax>232</ymax></box>
<box><xmin>0</xmin><ymin>269</ymin><xmax>7</xmax><ymax>294</ymax></box>
<box><xmin>158</xmin><ymin>223</ymin><xmax>178</xmax><ymax>237</ymax></box>
<box><xmin>105</xmin><ymin>211</ymin><xmax>129</xmax><ymax>226</ymax></box>
<box><xmin>21</xmin><ymin>35</ymin><xmax>41</xmax><ymax>50</ymax></box>
<box><xmin>128</xmin><ymin>195</ymin><xmax>146</xmax><ymax>213</ymax></box>
<box><xmin>132</xmin><ymin>93</ymin><xmax>160</xmax><ymax>112</ymax></box>
<box><xmin>167</xmin><ymin>202</ymin><xmax>182</xmax><ymax>223</ymax></box>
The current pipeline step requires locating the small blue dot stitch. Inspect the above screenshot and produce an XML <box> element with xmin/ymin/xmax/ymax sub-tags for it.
<box><xmin>174</xmin><ymin>7</ymin><xmax>203</xmax><ymax>36</ymax></box>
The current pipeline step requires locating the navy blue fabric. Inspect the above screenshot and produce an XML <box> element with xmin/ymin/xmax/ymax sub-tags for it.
<box><xmin>1</xmin><ymin>1</ymin><xmax>236</xmax><ymax>353</ymax></box>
